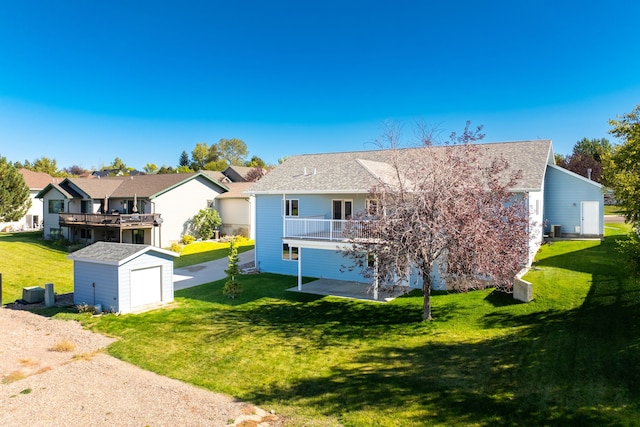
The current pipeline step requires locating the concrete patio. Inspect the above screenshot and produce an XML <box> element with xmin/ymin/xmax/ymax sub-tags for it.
<box><xmin>287</xmin><ymin>278</ymin><xmax>411</xmax><ymax>302</ymax></box>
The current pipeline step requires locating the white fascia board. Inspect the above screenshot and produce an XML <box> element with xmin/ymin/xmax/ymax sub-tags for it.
<box><xmin>248</xmin><ymin>189</ymin><xmax>370</xmax><ymax>195</ymax></box>
<box><xmin>118</xmin><ymin>247</ymin><xmax>180</xmax><ymax>265</ymax></box>
<box><xmin>283</xmin><ymin>238</ymin><xmax>354</xmax><ymax>251</ymax></box>
<box><xmin>66</xmin><ymin>256</ymin><xmax>120</xmax><ymax>266</ymax></box>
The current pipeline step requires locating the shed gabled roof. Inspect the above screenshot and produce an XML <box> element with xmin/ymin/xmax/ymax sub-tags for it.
<box><xmin>247</xmin><ymin>140</ymin><xmax>553</xmax><ymax>195</ymax></box>
<box><xmin>67</xmin><ymin>242</ymin><xmax>178</xmax><ymax>266</ymax></box>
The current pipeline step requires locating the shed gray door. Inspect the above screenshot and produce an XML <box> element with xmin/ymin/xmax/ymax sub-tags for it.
<box><xmin>130</xmin><ymin>266</ymin><xmax>162</xmax><ymax>308</ymax></box>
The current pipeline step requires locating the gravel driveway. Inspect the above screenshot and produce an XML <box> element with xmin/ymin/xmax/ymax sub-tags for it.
<box><xmin>0</xmin><ymin>308</ymin><xmax>280</xmax><ymax>426</ymax></box>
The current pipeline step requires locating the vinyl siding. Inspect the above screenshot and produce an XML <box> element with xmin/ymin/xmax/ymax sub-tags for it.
<box><xmin>544</xmin><ymin>166</ymin><xmax>604</xmax><ymax>235</ymax></box>
<box><xmin>73</xmin><ymin>262</ymin><xmax>119</xmax><ymax>311</ymax></box>
<box><xmin>72</xmin><ymin>252</ymin><xmax>174</xmax><ymax>314</ymax></box>
<box><xmin>152</xmin><ymin>175</ymin><xmax>225</xmax><ymax>245</ymax></box>
<box><xmin>256</xmin><ymin>193</ymin><xmax>377</xmax><ymax>282</ymax></box>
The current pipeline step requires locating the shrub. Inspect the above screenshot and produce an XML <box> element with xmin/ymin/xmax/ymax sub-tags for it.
<box><xmin>223</xmin><ymin>279</ymin><xmax>242</xmax><ymax>298</ymax></box>
<box><xmin>617</xmin><ymin>231</ymin><xmax>640</xmax><ymax>274</ymax></box>
<box><xmin>49</xmin><ymin>339</ymin><xmax>76</xmax><ymax>352</ymax></box>
<box><xmin>76</xmin><ymin>303</ymin><xmax>96</xmax><ymax>314</ymax></box>
<box><xmin>181</xmin><ymin>234</ymin><xmax>195</xmax><ymax>245</ymax></box>
<box><xmin>191</xmin><ymin>209</ymin><xmax>222</xmax><ymax>240</ymax></box>
<box><xmin>170</xmin><ymin>242</ymin><xmax>183</xmax><ymax>254</ymax></box>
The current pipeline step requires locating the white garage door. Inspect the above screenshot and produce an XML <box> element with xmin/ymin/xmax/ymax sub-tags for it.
<box><xmin>130</xmin><ymin>266</ymin><xmax>162</xmax><ymax>308</ymax></box>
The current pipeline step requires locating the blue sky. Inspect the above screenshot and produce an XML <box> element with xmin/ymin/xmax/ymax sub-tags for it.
<box><xmin>1</xmin><ymin>1</ymin><xmax>639</xmax><ymax>170</ymax></box>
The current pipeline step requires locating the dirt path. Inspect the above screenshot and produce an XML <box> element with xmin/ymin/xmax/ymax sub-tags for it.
<box><xmin>0</xmin><ymin>308</ymin><xmax>281</xmax><ymax>426</ymax></box>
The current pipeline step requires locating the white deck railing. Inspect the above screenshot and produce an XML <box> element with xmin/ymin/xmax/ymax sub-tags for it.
<box><xmin>284</xmin><ymin>217</ymin><xmax>376</xmax><ymax>241</ymax></box>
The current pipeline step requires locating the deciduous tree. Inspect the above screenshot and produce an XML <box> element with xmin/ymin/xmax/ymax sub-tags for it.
<box><xmin>218</xmin><ymin>138</ymin><xmax>248</xmax><ymax>166</ymax></box>
<box><xmin>64</xmin><ymin>165</ymin><xmax>88</xmax><ymax>176</ymax></box>
<box><xmin>603</xmin><ymin>105</ymin><xmax>640</xmax><ymax>227</ymax></box>
<box><xmin>190</xmin><ymin>208</ymin><xmax>222</xmax><ymax>240</ymax></box>
<box><xmin>143</xmin><ymin>163</ymin><xmax>158</xmax><ymax>174</ymax></box>
<box><xmin>345</xmin><ymin>122</ymin><xmax>530</xmax><ymax>321</ymax></box>
<box><xmin>557</xmin><ymin>137</ymin><xmax>612</xmax><ymax>183</ymax></box>
<box><xmin>191</xmin><ymin>142</ymin><xmax>210</xmax><ymax>170</ymax></box>
<box><xmin>0</xmin><ymin>156</ymin><xmax>31</xmax><ymax>222</ymax></box>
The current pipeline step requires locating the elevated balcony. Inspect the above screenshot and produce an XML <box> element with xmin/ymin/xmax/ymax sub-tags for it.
<box><xmin>284</xmin><ymin>217</ymin><xmax>377</xmax><ymax>242</ymax></box>
<box><xmin>59</xmin><ymin>213</ymin><xmax>161</xmax><ymax>229</ymax></box>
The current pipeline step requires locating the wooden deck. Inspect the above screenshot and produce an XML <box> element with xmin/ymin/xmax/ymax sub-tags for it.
<box><xmin>59</xmin><ymin>213</ymin><xmax>161</xmax><ymax>229</ymax></box>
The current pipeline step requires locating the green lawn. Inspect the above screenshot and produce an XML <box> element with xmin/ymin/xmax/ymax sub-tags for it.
<box><xmin>0</xmin><ymin>234</ymin><xmax>253</xmax><ymax>303</ymax></box>
<box><xmin>604</xmin><ymin>205</ymin><xmax>624</xmax><ymax>215</ymax></box>
<box><xmin>0</xmin><ymin>232</ymin><xmax>73</xmax><ymax>304</ymax></box>
<box><xmin>173</xmin><ymin>239</ymin><xmax>254</xmax><ymax>268</ymax></box>
<box><xmin>63</xmin><ymin>223</ymin><xmax>640</xmax><ymax>426</ymax></box>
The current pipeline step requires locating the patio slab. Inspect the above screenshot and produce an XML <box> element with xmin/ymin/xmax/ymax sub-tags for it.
<box><xmin>287</xmin><ymin>278</ymin><xmax>410</xmax><ymax>302</ymax></box>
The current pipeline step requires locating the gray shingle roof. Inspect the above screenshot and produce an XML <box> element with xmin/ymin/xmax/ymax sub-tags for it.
<box><xmin>67</xmin><ymin>242</ymin><xmax>178</xmax><ymax>265</ymax></box>
<box><xmin>247</xmin><ymin>140</ymin><xmax>553</xmax><ymax>194</ymax></box>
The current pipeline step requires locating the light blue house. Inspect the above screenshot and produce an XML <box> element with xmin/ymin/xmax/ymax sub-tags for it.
<box><xmin>247</xmin><ymin>140</ymin><xmax>603</xmax><ymax>296</ymax></box>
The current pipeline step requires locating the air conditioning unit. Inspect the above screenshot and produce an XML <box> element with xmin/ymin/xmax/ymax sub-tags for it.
<box><xmin>551</xmin><ymin>225</ymin><xmax>561</xmax><ymax>238</ymax></box>
<box><xmin>22</xmin><ymin>286</ymin><xmax>45</xmax><ymax>304</ymax></box>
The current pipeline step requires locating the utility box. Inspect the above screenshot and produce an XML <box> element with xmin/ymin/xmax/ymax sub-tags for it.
<box><xmin>22</xmin><ymin>286</ymin><xmax>45</xmax><ymax>304</ymax></box>
<box><xmin>551</xmin><ymin>225</ymin><xmax>562</xmax><ymax>238</ymax></box>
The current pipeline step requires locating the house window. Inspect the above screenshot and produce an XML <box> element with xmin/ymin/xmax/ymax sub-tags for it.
<box><xmin>283</xmin><ymin>243</ymin><xmax>299</xmax><ymax>260</ymax></box>
<box><xmin>367</xmin><ymin>252</ymin><xmax>376</xmax><ymax>268</ymax></box>
<box><xmin>48</xmin><ymin>200</ymin><xmax>64</xmax><ymax>213</ymax></box>
<box><xmin>366</xmin><ymin>199</ymin><xmax>380</xmax><ymax>216</ymax></box>
<box><xmin>81</xmin><ymin>200</ymin><xmax>92</xmax><ymax>214</ymax></box>
<box><xmin>49</xmin><ymin>228</ymin><xmax>61</xmax><ymax>239</ymax></box>
<box><xmin>123</xmin><ymin>200</ymin><xmax>145</xmax><ymax>213</ymax></box>
<box><xmin>284</xmin><ymin>199</ymin><xmax>299</xmax><ymax>217</ymax></box>
<box><xmin>80</xmin><ymin>229</ymin><xmax>92</xmax><ymax>239</ymax></box>
<box><xmin>132</xmin><ymin>229</ymin><xmax>144</xmax><ymax>244</ymax></box>
<box><xmin>332</xmin><ymin>199</ymin><xmax>353</xmax><ymax>220</ymax></box>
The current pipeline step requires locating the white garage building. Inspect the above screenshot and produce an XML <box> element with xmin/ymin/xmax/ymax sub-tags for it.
<box><xmin>68</xmin><ymin>242</ymin><xmax>178</xmax><ymax>314</ymax></box>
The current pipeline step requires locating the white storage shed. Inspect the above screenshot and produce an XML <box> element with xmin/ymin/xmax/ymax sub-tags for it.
<box><xmin>68</xmin><ymin>242</ymin><xmax>179</xmax><ymax>314</ymax></box>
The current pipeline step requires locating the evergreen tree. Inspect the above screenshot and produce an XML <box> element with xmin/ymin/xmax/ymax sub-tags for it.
<box><xmin>0</xmin><ymin>156</ymin><xmax>32</xmax><ymax>222</ymax></box>
<box><xmin>223</xmin><ymin>237</ymin><xmax>243</xmax><ymax>298</ymax></box>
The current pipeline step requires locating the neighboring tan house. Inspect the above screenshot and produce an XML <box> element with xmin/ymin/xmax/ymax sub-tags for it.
<box><xmin>0</xmin><ymin>169</ymin><xmax>55</xmax><ymax>232</ymax></box>
<box><xmin>36</xmin><ymin>172</ymin><xmax>229</xmax><ymax>246</ymax></box>
<box><xmin>215</xmin><ymin>182</ymin><xmax>255</xmax><ymax>239</ymax></box>
<box><xmin>246</xmin><ymin>140</ymin><xmax>604</xmax><ymax>295</ymax></box>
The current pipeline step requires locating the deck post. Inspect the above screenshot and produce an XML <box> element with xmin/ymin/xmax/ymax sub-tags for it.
<box><xmin>373</xmin><ymin>254</ymin><xmax>379</xmax><ymax>300</ymax></box>
<box><xmin>297</xmin><ymin>248</ymin><xmax>302</xmax><ymax>291</ymax></box>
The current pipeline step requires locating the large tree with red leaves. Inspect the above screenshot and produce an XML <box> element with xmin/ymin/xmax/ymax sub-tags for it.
<box><xmin>345</xmin><ymin>123</ymin><xmax>531</xmax><ymax>321</ymax></box>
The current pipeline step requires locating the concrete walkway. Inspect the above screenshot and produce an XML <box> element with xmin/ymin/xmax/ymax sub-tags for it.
<box><xmin>287</xmin><ymin>278</ymin><xmax>410</xmax><ymax>302</ymax></box>
<box><xmin>173</xmin><ymin>250</ymin><xmax>255</xmax><ymax>290</ymax></box>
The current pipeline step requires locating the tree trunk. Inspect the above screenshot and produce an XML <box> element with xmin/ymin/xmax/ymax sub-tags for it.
<box><xmin>422</xmin><ymin>270</ymin><xmax>433</xmax><ymax>321</ymax></box>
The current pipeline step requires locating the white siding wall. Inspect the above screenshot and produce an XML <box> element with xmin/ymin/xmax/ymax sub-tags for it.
<box><xmin>40</xmin><ymin>188</ymin><xmax>69</xmax><ymax>240</ymax></box>
<box><xmin>151</xmin><ymin>176</ymin><xmax>225</xmax><ymax>245</ymax></box>
<box><xmin>218</xmin><ymin>197</ymin><xmax>252</xmax><ymax>238</ymax></box>
<box><xmin>0</xmin><ymin>190</ymin><xmax>43</xmax><ymax>231</ymax></box>
<box><xmin>527</xmin><ymin>190</ymin><xmax>544</xmax><ymax>266</ymax></box>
